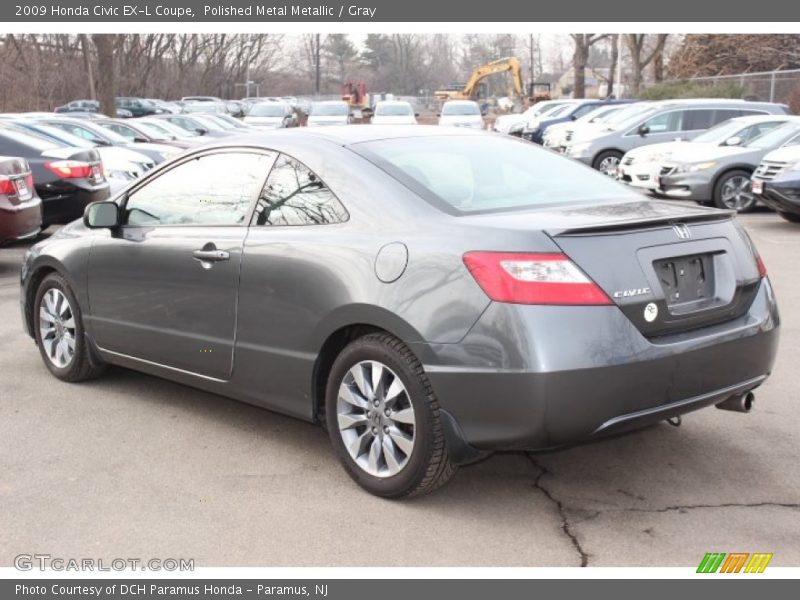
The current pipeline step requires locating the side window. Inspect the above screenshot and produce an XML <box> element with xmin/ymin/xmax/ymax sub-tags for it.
<box><xmin>252</xmin><ymin>155</ymin><xmax>348</xmax><ymax>226</ymax></box>
<box><xmin>54</xmin><ymin>123</ymin><xmax>104</xmax><ymax>144</ymax></box>
<box><xmin>682</xmin><ymin>109</ymin><xmax>715</xmax><ymax>131</ymax></box>
<box><xmin>713</xmin><ymin>109</ymin><xmax>742</xmax><ymax>124</ymax></box>
<box><xmin>739</xmin><ymin>110</ymin><xmax>767</xmax><ymax>117</ymax></box>
<box><xmin>571</xmin><ymin>104</ymin><xmax>598</xmax><ymax>119</ymax></box>
<box><xmin>742</xmin><ymin>121</ymin><xmax>782</xmax><ymax>143</ymax></box>
<box><xmin>106</xmin><ymin>124</ymin><xmax>135</xmax><ymax>140</ymax></box>
<box><xmin>125</xmin><ymin>152</ymin><xmax>274</xmax><ymax>226</ymax></box>
<box><xmin>640</xmin><ymin>111</ymin><xmax>682</xmax><ymax>134</ymax></box>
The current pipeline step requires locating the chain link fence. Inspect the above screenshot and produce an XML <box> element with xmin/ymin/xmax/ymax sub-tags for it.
<box><xmin>655</xmin><ymin>69</ymin><xmax>800</xmax><ymax>107</ymax></box>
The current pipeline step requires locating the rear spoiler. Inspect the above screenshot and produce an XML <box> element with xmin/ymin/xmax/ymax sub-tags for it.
<box><xmin>550</xmin><ymin>209</ymin><xmax>735</xmax><ymax>237</ymax></box>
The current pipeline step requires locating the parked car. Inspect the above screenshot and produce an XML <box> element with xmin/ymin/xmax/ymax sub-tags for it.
<box><xmin>438</xmin><ymin>100</ymin><xmax>484</xmax><ymax>129</ymax></box>
<box><xmin>94</xmin><ymin>118</ymin><xmax>197</xmax><ymax>150</ymax></box>
<box><xmin>149</xmin><ymin>114</ymin><xmax>234</xmax><ymax>138</ymax></box>
<box><xmin>243</xmin><ymin>102</ymin><xmax>295</xmax><ymax>129</ymax></box>
<box><xmin>564</xmin><ymin>99</ymin><xmax>790</xmax><ymax>176</ymax></box>
<box><xmin>54</xmin><ymin>100</ymin><xmax>99</xmax><ymax>114</ymax></box>
<box><xmin>658</xmin><ymin>119</ymin><xmax>800</xmax><ymax>211</ymax></box>
<box><xmin>226</xmin><ymin>100</ymin><xmax>247</xmax><ymax>118</ymax></box>
<box><xmin>619</xmin><ymin>115</ymin><xmax>793</xmax><ymax>194</ymax></box>
<box><xmin>307</xmin><ymin>101</ymin><xmax>351</xmax><ymax>127</ymax></box>
<box><xmin>134</xmin><ymin>117</ymin><xmax>204</xmax><ymax>140</ymax></box>
<box><xmin>0</xmin><ymin>156</ymin><xmax>41</xmax><ymax>244</ymax></box>
<box><xmin>181</xmin><ymin>95</ymin><xmax>223</xmax><ymax>103</ymax></box>
<box><xmin>543</xmin><ymin>104</ymin><xmax>632</xmax><ymax>153</ymax></box>
<box><xmin>115</xmin><ymin>98</ymin><xmax>161</xmax><ymax>118</ymax></box>
<box><xmin>38</xmin><ymin>117</ymin><xmax>180</xmax><ymax>164</ymax></box>
<box><xmin>5</xmin><ymin>119</ymin><xmax>155</xmax><ymax>193</ymax></box>
<box><xmin>146</xmin><ymin>99</ymin><xmax>182</xmax><ymax>114</ymax></box>
<box><xmin>371</xmin><ymin>101</ymin><xmax>418</xmax><ymax>125</ymax></box>
<box><xmin>492</xmin><ymin>100</ymin><xmax>573</xmax><ymax>134</ymax></box>
<box><xmin>751</xmin><ymin>144</ymin><xmax>800</xmax><ymax>222</ymax></box>
<box><xmin>21</xmin><ymin>126</ymin><xmax>777</xmax><ymax>497</ymax></box>
<box><xmin>211</xmin><ymin>113</ymin><xmax>256</xmax><ymax>130</ymax></box>
<box><xmin>182</xmin><ymin>102</ymin><xmax>228</xmax><ymax>115</ymax></box>
<box><xmin>0</xmin><ymin>128</ymin><xmax>108</xmax><ymax>226</ymax></box>
<box><xmin>522</xmin><ymin>99</ymin><xmax>636</xmax><ymax>145</ymax></box>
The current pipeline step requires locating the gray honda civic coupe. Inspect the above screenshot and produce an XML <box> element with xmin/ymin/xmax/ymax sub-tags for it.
<box><xmin>20</xmin><ymin>126</ymin><xmax>779</xmax><ymax>498</ymax></box>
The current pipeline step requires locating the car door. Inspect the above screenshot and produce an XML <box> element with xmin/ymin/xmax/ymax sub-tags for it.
<box><xmin>86</xmin><ymin>149</ymin><xmax>276</xmax><ymax>379</ymax></box>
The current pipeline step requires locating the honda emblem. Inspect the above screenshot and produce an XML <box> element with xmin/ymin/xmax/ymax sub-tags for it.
<box><xmin>673</xmin><ymin>224</ymin><xmax>692</xmax><ymax>239</ymax></box>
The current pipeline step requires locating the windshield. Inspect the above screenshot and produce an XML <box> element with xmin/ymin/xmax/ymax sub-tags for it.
<box><xmin>442</xmin><ymin>102</ymin><xmax>479</xmax><ymax>116</ymax></box>
<box><xmin>216</xmin><ymin>114</ymin><xmax>250</xmax><ymax>128</ymax></box>
<box><xmin>583</xmin><ymin>106</ymin><xmax>622</xmax><ymax>123</ymax></box>
<box><xmin>746</xmin><ymin>123</ymin><xmax>800</xmax><ymax>149</ymax></box>
<box><xmin>134</xmin><ymin>122</ymin><xmax>171</xmax><ymax>140</ymax></box>
<box><xmin>605</xmin><ymin>104</ymin><xmax>656</xmax><ymax>128</ymax></box>
<box><xmin>357</xmin><ymin>135</ymin><xmax>639</xmax><ymax>214</ymax></box>
<box><xmin>691</xmin><ymin>120</ymin><xmax>749</xmax><ymax>144</ymax></box>
<box><xmin>142</xmin><ymin>119</ymin><xmax>197</xmax><ymax>137</ymax></box>
<box><xmin>31</xmin><ymin>124</ymin><xmax>93</xmax><ymax>148</ymax></box>
<box><xmin>546</xmin><ymin>104</ymin><xmax>574</xmax><ymax>118</ymax></box>
<box><xmin>0</xmin><ymin>127</ymin><xmax>63</xmax><ymax>151</ymax></box>
<box><xmin>375</xmin><ymin>103</ymin><xmax>414</xmax><ymax>116</ymax></box>
<box><xmin>311</xmin><ymin>103</ymin><xmax>348</xmax><ymax>116</ymax></box>
<box><xmin>249</xmin><ymin>103</ymin><xmax>287</xmax><ymax>117</ymax></box>
<box><xmin>188</xmin><ymin>115</ymin><xmax>227</xmax><ymax>131</ymax></box>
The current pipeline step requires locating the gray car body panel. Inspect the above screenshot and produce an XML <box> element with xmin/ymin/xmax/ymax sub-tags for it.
<box><xmin>20</xmin><ymin>126</ymin><xmax>780</xmax><ymax>456</ymax></box>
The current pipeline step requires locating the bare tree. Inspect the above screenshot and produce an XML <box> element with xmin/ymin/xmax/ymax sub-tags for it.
<box><xmin>570</xmin><ymin>34</ymin><xmax>609</xmax><ymax>98</ymax></box>
<box><xmin>625</xmin><ymin>34</ymin><xmax>668</xmax><ymax>95</ymax></box>
<box><xmin>91</xmin><ymin>34</ymin><xmax>117</xmax><ymax>115</ymax></box>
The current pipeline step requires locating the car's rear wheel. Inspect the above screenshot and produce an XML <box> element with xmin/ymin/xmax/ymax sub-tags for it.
<box><xmin>779</xmin><ymin>211</ymin><xmax>800</xmax><ymax>223</ymax></box>
<box><xmin>593</xmin><ymin>150</ymin><xmax>623</xmax><ymax>177</ymax></box>
<box><xmin>34</xmin><ymin>273</ymin><xmax>106</xmax><ymax>382</ymax></box>
<box><xmin>714</xmin><ymin>170</ymin><xmax>756</xmax><ymax>212</ymax></box>
<box><xmin>325</xmin><ymin>332</ymin><xmax>456</xmax><ymax>498</ymax></box>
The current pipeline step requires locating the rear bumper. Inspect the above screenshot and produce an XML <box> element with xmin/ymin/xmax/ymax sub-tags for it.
<box><xmin>415</xmin><ymin>278</ymin><xmax>779</xmax><ymax>454</ymax></box>
<box><xmin>38</xmin><ymin>183</ymin><xmax>110</xmax><ymax>226</ymax></box>
<box><xmin>0</xmin><ymin>197</ymin><xmax>42</xmax><ymax>244</ymax></box>
<box><xmin>757</xmin><ymin>180</ymin><xmax>800</xmax><ymax>215</ymax></box>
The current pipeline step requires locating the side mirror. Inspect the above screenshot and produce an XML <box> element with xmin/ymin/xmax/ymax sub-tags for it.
<box><xmin>570</xmin><ymin>114</ymin><xmax>578</xmax><ymax>121</ymax></box>
<box><xmin>414</xmin><ymin>113</ymin><xmax>420</xmax><ymax>117</ymax></box>
<box><xmin>725</xmin><ymin>136</ymin><xmax>742</xmax><ymax>146</ymax></box>
<box><xmin>638</xmin><ymin>124</ymin><xmax>650</xmax><ymax>136</ymax></box>
<box><xmin>436</xmin><ymin>112</ymin><xmax>441</xmax><ymax>117</ymax></box>
<box><xmin>196</xmin><ymin>128</ymin><xmax>208</xmax><ymax>135</ymax></box>
<box><xmin>133</xmin><ymin>136</ymin><xmax>148</xmax><ymax>143</ymax></box>
<box><xmin>84</xmin><ymin>201</ymin><xmax>120</xmax><ymax>229</ymax></box>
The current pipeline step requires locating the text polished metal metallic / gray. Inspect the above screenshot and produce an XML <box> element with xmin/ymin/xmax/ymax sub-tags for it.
<box><xmin>20</xmin><ymin>126</ymin><xmax>780</xmax><ymax>497</ymax></box>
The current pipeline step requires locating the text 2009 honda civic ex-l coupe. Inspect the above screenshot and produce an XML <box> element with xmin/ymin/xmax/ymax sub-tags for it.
<box><xmin>20</xmin><ymin>126</ymin><xmax>779</xmax><ymax>498</ymax></box>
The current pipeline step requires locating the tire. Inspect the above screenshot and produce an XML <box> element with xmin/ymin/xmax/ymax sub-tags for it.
<box><xmin>592</xmin><ymin>150</ymin><xmax>624</xmax><ymax>177</ymax></box>
<box><xmin>779</xmin><ymin>211</ymin><xmax>800</xmax><ymax>223</ymax></box>
<box><xmin>713</xmin><ymin>169</ymin><xmax>756</xmax><ymax>212</ymax></box>
<box><xmin>325</xmin><ymin>332</ymin><xmax>456</xmax><ymax>498</ymax></box>
<box><xmin>33</xmin><ymin>272</ymin><xmax>106</xmax><ymax>382</ymax></box>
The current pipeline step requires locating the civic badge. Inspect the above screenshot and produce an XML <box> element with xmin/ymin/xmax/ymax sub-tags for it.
<box><xmin>644</xmin><ymin>302</ymin><xmax>658</xmax><ymax>322</ymax></box>
<box><xmin>673</xmin><ymin>223</ymin><xmax>692</xmax><ymax>239</ymax></box>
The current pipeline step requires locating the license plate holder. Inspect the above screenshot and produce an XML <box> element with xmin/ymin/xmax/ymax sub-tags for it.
<box><xmin>655</xmin><ymin>253</ymin><xmax>715</xmax><ymax>307</ymax></box>
<box><xmin>752</xmin><ymin>179</ymin><xmax>763</xmax><ymax>194</ymax></box>
<box><xmin>14</xmin><ymin>177</ymin><xmax>31</xmax><ymax>200</ymax></box>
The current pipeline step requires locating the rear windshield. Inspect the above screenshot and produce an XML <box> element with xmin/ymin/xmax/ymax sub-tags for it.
<box><xmin>249</xmin><ymin>103</ymin><xmax>287</xmax><ymax>117</ymax></box>
<box><xmin>312</xmin><ymin>103</ymin><xmax>348</xmax><ymax>116</ymax></box>
<box><xmin>442</xmin><ymin>103</ymin><xmax>479</xmax><ymax>116</ymax></box>
<box><xmin>375</xmin><ymin>103</ymin><xmax>413</xmax><ymax>116</ymax></box>
<box><xmin>356</xmin><ymin>135</ymin><xmax>639</xmax><ymax>214</ymax></box>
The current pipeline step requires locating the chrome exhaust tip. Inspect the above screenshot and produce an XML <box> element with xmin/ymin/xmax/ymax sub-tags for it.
<box><xmin>716</xmin><ymin>391</ymin><xmax>755</xmax><ymax>413</ymax></box>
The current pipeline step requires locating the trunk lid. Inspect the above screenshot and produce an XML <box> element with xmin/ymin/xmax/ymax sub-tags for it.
<box><xmin>542</xmin><ymin>200</ymin><xmax>761</xmax><ymax>337</ymax></box>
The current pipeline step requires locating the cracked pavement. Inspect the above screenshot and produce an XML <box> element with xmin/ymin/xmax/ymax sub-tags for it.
<box><xmin>1</xmin><ymin>213</ymin><xmax>798</xmax><ymax>567</ymax></box>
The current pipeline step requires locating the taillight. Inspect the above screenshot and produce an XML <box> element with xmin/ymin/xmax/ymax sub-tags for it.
<box><xmin>463</xmin><ymin>252</ymin><xmax>612</xmax><ymax>306</ymax></box>
<box><xmin>0</xmin><ymin>176</ymin><xmax>14</xmax><ymax>195</ymax></box>
<box><xmin>45</xmin><ymin>160</ymin><xmax>93</xmax><ymax>179</ymax></box>
<box><xmin>756</xmin><ymin>254</ymin><xmax>767</xmax><ymax>279</ymax></box>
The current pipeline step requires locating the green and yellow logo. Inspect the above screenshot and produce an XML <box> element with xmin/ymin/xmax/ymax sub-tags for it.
<box><xmin>697</xmin><ymin>552</ymin><xmax>773</xmax><ymax>573</ymax></box>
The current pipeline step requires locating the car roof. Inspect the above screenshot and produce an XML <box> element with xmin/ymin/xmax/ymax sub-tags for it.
<box><xmin>213</xmin><ymin>124</ymin><xmax>492</xmax><ymax>148</ymax></box>
<box><xmin>443</xmin><ymin>100</ymin><xmax>478</xmax><ymax>105</ymax></box>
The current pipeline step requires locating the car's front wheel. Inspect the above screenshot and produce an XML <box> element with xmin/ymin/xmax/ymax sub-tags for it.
<box><xmin>593</xmin><ymin>150</ymin><xmax>623</xmax><ymax>177</ymax></box>
<box><xmin>34</xmin><ymin>273</ymin><xmax>106</xmax><ymax>382</ymax></box>
<box><xmin>714</xmin><ymin>170</ymin><xmax>756</xmax><ymax>212</ymax></box>
<box><xmin>325</xmin><ymin>332</ymin><xmax>456</xmax><ymax>498</ymax></box>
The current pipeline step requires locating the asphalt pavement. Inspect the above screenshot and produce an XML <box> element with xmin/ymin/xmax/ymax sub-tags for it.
<box><xmin>1</xmin><ymin>213</ymin><xmax>798</xmax><ymax>568</ymax></box>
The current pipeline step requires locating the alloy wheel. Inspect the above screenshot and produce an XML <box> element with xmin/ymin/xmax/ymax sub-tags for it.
<box><xmin>336</xmin><ymin>360</ymin><xmax>416</xmax><ymax>478</ymax></box>
<box><xmin>39</xmin><ymin>288</ymin><xmax>76</xmax><ymax>368</ymax></box>
<box><xmin>598</xmin><ymin>156</ymin><xmax>621</xmax><ymax>176</ymax></box>
<box><xmin>720</xmin><ymin>176</ymin><xmax>754</xmax><ymax>211</ymax></box>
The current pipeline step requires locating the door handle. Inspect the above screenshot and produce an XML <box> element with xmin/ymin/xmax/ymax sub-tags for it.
<box><xmin>192</xmin><ymin>249</ymin><xmax>230</xmax><ymax>262</ymax></box>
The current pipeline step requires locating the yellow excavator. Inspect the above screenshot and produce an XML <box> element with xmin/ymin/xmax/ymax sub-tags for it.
<box><xmin>434</xmin><ymin>57</ymin><xmax>527</xmax><ymax>101</ymax></box>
